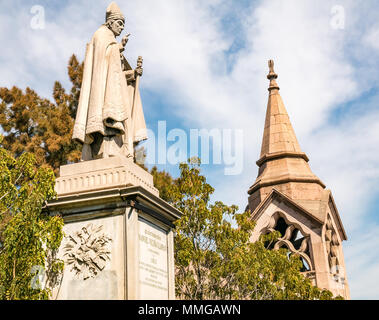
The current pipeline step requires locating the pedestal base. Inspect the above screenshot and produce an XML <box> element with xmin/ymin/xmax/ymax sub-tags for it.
<box><xmin>47</xmin><ymin>159</ymin><xmax>181</xmax><ymax>300</ymax></box>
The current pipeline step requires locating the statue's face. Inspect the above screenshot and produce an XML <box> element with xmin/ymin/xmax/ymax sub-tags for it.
<box><xmin>109</xmin><ymin>19</ymin><xmax>124</xmax><ymax>36</ymax></box>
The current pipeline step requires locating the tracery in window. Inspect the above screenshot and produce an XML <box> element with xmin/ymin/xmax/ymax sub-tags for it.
<box><xmin>261</xmin><ymin>213</ymin><xmax>313</xmax><ymax>272</ymax></box>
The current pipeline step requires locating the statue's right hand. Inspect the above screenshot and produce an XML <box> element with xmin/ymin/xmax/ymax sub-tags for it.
<box><xmin>122</xmin><ymin>33</ymin><xmax>130</xmax><ymax>47</ymax></box>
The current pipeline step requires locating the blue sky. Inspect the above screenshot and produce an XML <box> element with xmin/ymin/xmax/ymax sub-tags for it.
<box><xmin>1</xmin><ymin>0</ymin><xmax>379</xmax><ymax>299</ymax></box>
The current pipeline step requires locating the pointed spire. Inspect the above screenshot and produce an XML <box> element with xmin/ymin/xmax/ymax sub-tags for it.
<box><xmin>248</xmin><ymin>60</ymin><xmax>325</xmax><ymax>197</ymax></box>
<box><xmin>258</xmin><ymin>59</ymin><xmax>308</xmax><ymax>165</ymax></box>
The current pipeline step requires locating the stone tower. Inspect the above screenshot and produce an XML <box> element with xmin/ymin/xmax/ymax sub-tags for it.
<box><xmin>247</xmin><ymin>60</ymin><xmax>350</xmax><ymax>299</ymax></box>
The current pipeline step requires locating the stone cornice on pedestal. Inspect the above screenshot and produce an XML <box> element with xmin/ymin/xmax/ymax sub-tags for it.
<box><xmin>47</xmin><ymin>185</ymin><xmax>182</xmax><ymax>227</ymax></box>
<box><xmin>49</xmin><ymin>156</ymin><xmax>183</xmax><ymax>226</ymax></box>
<box><xmin>55</xmin><ymin>156</ymin><xmax>159</xmax><ymax>197</ymax></box>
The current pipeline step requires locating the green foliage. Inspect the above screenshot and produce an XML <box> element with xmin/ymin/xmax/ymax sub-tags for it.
<box><xmin>0</xmin><ymin>52</ymin><xmax>340</xmax><ymax>300</ymax></box>
<box><xmin>0</xmin><ymin>136</ymin><xmax>64</xmax><ymax>300</ymax></box>
<box><xmin>157</xmin><ymin>157</ymin><xmax>338</xmax><ymax>300</ymax></box>
<box><xmin>150</xmin><ymin>166</ymin><xmax>175</xmax><ymax>203</ymax></box>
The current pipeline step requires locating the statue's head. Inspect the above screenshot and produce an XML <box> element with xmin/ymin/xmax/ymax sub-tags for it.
<box><xmin>105</xmin><ymin>2</ymin><xmax>125</xmax><ymax>37</ymax></box>
<box><xmin>106</xmin><ymin>18</ymin><xmax>125</xmax><ymax>36</ymax></box>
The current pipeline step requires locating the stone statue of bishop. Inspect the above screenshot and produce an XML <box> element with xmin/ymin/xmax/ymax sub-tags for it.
<box><xmin>73</xmin><ymin>2</ymin><xmax>147</xmax><ymax>161</ymax></box>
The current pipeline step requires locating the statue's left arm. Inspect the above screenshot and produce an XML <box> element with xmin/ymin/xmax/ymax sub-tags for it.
<box><xmin>122</xmin><ymin>57</ymin><xmax>142</xmax><ymax>83</ymax></box>
<box><xmin>119</xmin><ymin>34</ymin><xmax>142</xmax><ymax>83</ymax></box>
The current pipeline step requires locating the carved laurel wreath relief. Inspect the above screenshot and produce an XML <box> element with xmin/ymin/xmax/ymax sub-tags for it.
<box><xmin>262</xmin><ymin>213</ymin><xmax>313</xmax><ymax>273</ymax></box>
<box><xmin>63</xmin><ymin>223</ymin><xmax>112</xmax><ymax>280</ymax></box>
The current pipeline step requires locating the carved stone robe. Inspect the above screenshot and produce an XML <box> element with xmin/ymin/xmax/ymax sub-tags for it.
<box><xmin>73</xmin><ymin>24</ymin><xmax>147</xmax><ymax>160</ymax></box>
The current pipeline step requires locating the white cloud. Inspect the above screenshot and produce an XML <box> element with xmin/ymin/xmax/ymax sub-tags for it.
<box><xmin>0</xmin><ymin>0</ymin><xmax>107</xmax><ymax>97</ymax></box>
<box><xmin>364</xmin><ymin>26</ymin><xmax>379</xmax><ymax>51</ymax></box>
<box><xmin>307</xmin><ymin>106</ymin><xmax>379</xmax><ymax>232</ymax></box>
<box><xmin>1</xmin><ymin>0</ymin><xmax>379</xmax><ymax>299</ymax></box>
<box><xmin>344</xmin><ymin>224</ymin><xmax>379</xmax><ymax>299</ymax></box>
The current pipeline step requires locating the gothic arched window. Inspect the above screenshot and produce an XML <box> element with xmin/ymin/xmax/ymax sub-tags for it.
<box><xmin>261</xmin><ymin>213</ymin><xmax>313</xmax><ymax>273</ymax></box>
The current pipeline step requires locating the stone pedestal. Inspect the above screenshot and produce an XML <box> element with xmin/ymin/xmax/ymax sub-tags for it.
<box><xmin>47</xmin><ymin>157</ymin><xmax>181</xmax><ymax>300</ymax></box>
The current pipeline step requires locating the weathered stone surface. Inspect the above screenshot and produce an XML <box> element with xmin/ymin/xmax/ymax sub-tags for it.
<box><xmin>56</xmin><ymin>156</ymin><xmax>159</xmax><ymax>197</ymax></box>
<box><xmin>48</xmin><ymin>2</ymin><xmax>181</xmax><ymax>300</ymax></box>
<box><xmin>49</xmin><ymin>185</ymin><xmax>181</xmax><ymax>300</ymax></box>
<box><xmin>53</xmin><ymin>215</ymin><xmax>124</xmax><ymax>300</ymax></box>
<box><xmin>138</xmin><ymin>218</ymin><xmax>169</xmax><ymax>299</ymax></box>
<box><xmin>247</xmin><ymin>60</ymin><xmax>349</xmax><ymax>299</ymax></box>
<box><xmin>72</xmin><ymin>1</ymin><xmax>146</xmax><ymax>160</ymax></box>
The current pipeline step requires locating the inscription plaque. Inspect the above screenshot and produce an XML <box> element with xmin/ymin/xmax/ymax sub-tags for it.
<box><xmin>138</xmin><ymin>218</ymin><xmax>169</xmax><ymax>299</ymax></box>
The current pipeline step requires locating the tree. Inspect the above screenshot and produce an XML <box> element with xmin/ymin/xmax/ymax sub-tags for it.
<box><xmin>0</xmin><ymin>136</ymin><xmax>64</xmax><ymax>300</ymax></box>
<box><xmin>0</xmin><ymin>54</ymin><xmax>339</xmax><ymax>300</ymax></box>
<box><xmin>0</xmin><ymin>55</ymin><xmax>83</xmax><ymax>175</ymax></box>
<box><xmin>150</xmin><ymin>166</ymin><xmax>175</xmax><ymax>203</ymax></box>
<box><xmin>160</xmin><ymin>158</ymin><xmax>338</xmax><ymax>300</ymax></box>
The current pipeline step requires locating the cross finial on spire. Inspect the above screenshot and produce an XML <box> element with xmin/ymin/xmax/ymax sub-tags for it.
<box><xmin>268</xmin><ymin>60</ymin><xmax>276</xmax><ymax>76</ymax></box>
<box><xmin>267</xmin><ymin>59</ymin><xmax>279</xmax><ymax>91</ymax></box>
